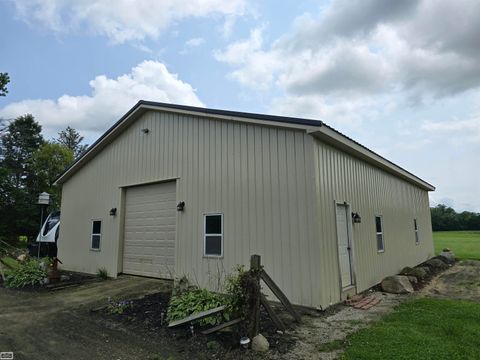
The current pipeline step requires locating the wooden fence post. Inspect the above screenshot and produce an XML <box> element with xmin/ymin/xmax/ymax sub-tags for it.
<box><xmin>249</xmin><ymin>254</ymin><xmax>261</xmax><ymax>339</ymax></box>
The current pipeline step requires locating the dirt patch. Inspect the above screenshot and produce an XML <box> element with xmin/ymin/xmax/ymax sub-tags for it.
<box><xmin>421</xmin><ymin>260</ymin><xmax>480</xmax><ymax>301</ymax></box>
<box><xmin>0</xmin><ymin>275</ymin><xmax>176</xmax><ymax>360</ymax></box>
<box><xmin>3</xmin><ymin>262</ymin><xmax>479</xmax><ymax>360</ymax></box>
<box><xmin>268</xmin><ymin>291</ymin><xmax>410</xmax><ymax>360</ymax></box>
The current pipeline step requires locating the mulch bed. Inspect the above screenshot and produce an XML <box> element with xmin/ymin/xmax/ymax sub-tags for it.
<box><xmin>95</xmin><ymin>291</ymin><xmax>298</xmax><ymax>359</ymax></box>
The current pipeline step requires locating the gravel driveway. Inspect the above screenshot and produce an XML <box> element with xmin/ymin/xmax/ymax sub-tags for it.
<box><xmin>0</xmin><ymin>275</ymin><xmax>174</xmax><ymax>360</ymax></box>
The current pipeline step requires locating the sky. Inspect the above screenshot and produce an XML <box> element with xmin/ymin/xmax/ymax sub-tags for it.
<box><xmin>0</xmin><ymin>0</ymin><xmax>479</xmax><ymax>212</ymax></box>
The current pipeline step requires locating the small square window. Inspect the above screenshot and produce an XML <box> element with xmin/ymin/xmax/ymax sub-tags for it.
<box><xmin>204</xmin><ymin>214</ymin><xmax>223</xmax><ymax>257</ymax></box>
<box><xmin>375</xmin><ymin>216</ymin><xmax>384</xmax><ymax>252</ymax></box>
<box><xmin>91</xmin><ymin>220</ymin><xmax>102</xmax><ymax>250</ymax></box>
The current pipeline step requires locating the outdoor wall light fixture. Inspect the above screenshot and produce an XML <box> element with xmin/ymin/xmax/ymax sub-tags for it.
<box><xmin>141</xmin><ymin>128</ymin><xmax>150</xmax><ymax>134</ymax></box>
<box><xmin>109</xmin><ymin>208</ymin><xmax>117</xmax><ymax>216</ymax></box>
<box><xmin>177</xmin><ymin>201</ymin><xmax>185</xmax><ymax>212</ymax></box>
<box><xmin>352</xmin><ymin>212</ymin><xmax>361</xmax><ymax>223</ymax></box>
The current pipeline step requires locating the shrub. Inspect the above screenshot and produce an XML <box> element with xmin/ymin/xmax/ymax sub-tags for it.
<box><xmin>4</xmin><ymin>258</ymin><xmax>48</xmax><ymax>288</ymax></box>
<box><xmin>167</xmin><ymin>266</ymin><xmax>255</xmax><ymax>326</ymax></box>
<box><xmin>224</xmin><ymin>265</ymin><xmax>259</xmax><ymax>321</ymax></box>
<box><xmin>96</xmin><ymin>267</ymin><xmax>109</xmax><ymax>279</ymax></box>
<box><xmin>167</xmin><ymin>288</ymin><xmax>228</xmax><ymax>326</ymax></box>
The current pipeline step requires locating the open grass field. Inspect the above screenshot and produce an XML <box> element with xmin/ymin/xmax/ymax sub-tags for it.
<box><xmin>341</xmin><ymin>298</ymin><xmax>480</xmax><ymax>360</ymax></box>
<box><xmin>433</xmin><ymin>231</ymin><xmax>480</xmax><ymax>260</ymax></box>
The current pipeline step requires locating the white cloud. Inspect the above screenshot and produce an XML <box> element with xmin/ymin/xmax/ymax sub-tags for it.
<box><xmin>421</xmin><ymin>113</ymin><xmax>480</xmax><ymax>144</ymax></box>
<box><xmin>214</xmin><ymin>26</ymin><xmax>282</xmax><ymax>89</ymax></box>
<box><xmin>10</xmin><ymin>0</ymin><xmax>247</xmax><ymax>44</ymax></box>
<box><xmin>180</xmin><ymin>37</ymin><xmax>206</xmax><ymax>54</ymax></box>
<box><xmin>216</xmin><ymin>0</ymin><xmax>480</xmax><ymax>101</ymax></box>
<box><xmin>185</xmin><ymin>37</ymin><xmax>205</xmax><ymax>48</ymax></box>
<box><xmin>213</xmin><ymin>0</ymin><xmax>480</xmax><ymax>212</ymax></box>
<box><xmin>0</xmin><ymin>61</ymin><xmax>204</xmax><ymax>139</ymax></box>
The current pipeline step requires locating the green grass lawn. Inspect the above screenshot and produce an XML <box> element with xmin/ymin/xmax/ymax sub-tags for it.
<box><xmin>341</xmin><ymin>298</ymin><xmax>480</xmax><ymax>360</ymax></box>
<box><xmin>433</xmin><ymin>231</ymin><xmax>480</xmax><ymax>260</ymax></box>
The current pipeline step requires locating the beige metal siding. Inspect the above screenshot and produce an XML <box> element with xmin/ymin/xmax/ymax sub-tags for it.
<box><xmin>123</xmin><ymin>181</ymin><xmax>176</xmax><ymax>278</ymax></box>
<box><xmin>313</xmin><ymin>139</ymin><xmax>434</xmax><ymax>307</ymax></box>
<box><xmin>58</xmin><ymin>110</ymin><xmax>321</xmax><ymax>307</ymax></box>
<box><xmin>58</xmin><ymin>108</ymin><xmax>434</xmax><ymax>309</ymax></box>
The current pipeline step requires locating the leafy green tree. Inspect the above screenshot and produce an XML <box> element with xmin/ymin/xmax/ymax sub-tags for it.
<box><xmin>0</xmin><ymin>114</ymin><xmax>44</xmax><ymax>241</ymax></box>
<box><xmin>2</xmin><ymin>114</ymin><xmax>44</xmax><ymax>189</ymax></box>
<box><xmin>431</xmin><ymin>204</ymin><xmax>480</xmax><ymax>231</ymax></box>
<box><xmin>30</xmin><ymin>142</ymin><xmax>73</xmax><ymax>209</ymax></box>
<box><xmin>0</xmin><ymin>72</ymin><xmax>9</xmax><ymax>96</ymax></box>
<box><xmin>55</xmin><ymin>126</ymin><xmax>88</xmax><ymax>158</ymax></box>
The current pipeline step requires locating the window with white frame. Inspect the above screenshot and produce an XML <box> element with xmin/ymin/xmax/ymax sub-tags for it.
<box><xmin>204</xmin><ymin>214</ymin><xmax>223</xmax><ymax>256</ymax></box>
<box><xmin>91</xmin><ymin>220</ymin><xmax>102</xmax><ymax>250</ymax></box>
<box><xmin>414</xmin><ymin>219</ymin><xmax>419</xmax><ymax>245</ymax></box>
<box><xmin>375</xmin><ymin>216</ymin><xmax>384</xmax><ymax>252</ymax></box>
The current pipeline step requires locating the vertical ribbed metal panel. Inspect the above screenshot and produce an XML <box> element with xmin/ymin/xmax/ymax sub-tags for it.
<box><xmin>313</xmin><ymin>139</ymin><xmax>434</xmax><ymax>307</ymax></box>
<box><xmin>58</xmin><ymin>110</ymin><xmax>433</xmax><ymax>309</ymax></box>
<box><xmin>58</xmin><ymin>111</ymin><xmax>322</xmax><ymax>307</ymax></box>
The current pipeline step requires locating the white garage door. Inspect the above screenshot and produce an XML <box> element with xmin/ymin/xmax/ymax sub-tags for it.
<box><xmin>123</xmin><ymin>181</ymin><xmax>176</xmax><ymax>278</ymax></box>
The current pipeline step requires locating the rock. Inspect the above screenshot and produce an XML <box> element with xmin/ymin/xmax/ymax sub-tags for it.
<box><xmin>16</xmin><ymin>254</ymin><xmax>27</xmax><ymax>262</ymax></box>
<box><xmin>252</xmin><ymin>334</ymin><xmax>270</xmax><ymax>352</ymax></box>
<box><xmin>438</xmin><ymin>251</ymin><xmax>456</xmax><ymax>265</ymax></box>
<box><xmin>381</xmin><ymin>275</ymin><xmax>414</xmax><ymax>294</ymax></box>
<box><xmin>424</xmin><ymin>258</ymin><xmax>449</xmax><ymax>270</ymax></box>
<box><xmin>407</xmin><ymin>276</ymin><xmax>418</xmax><ymax>284</ymax></box>
<box><xmin>418</xmin><ymin>266</ymin><xmax>431</xmax><ymax>274</ymax></box>
<box><xmin>399</xmin><ymin>266</ymin><xmax>427</xmax><ymax>280</ymax></box>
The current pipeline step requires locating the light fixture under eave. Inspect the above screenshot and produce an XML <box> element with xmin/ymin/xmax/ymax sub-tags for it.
<box><xmin>141</xmin><ymin>128</ymin><xmax>150</xmax><ymax>134</ymax></box>
<box><xmin>109</xmin><ymin>208</ymin><xmax>117</xmax><ymax>216</ymax></box>
<box><xmin>352</xmin><ymin>212</ymin><xmax>361</xmax><ymax>223</ymax></box>
<box><xmin>177</xmin><ymin>201</ymin><xmax>185</xmax><ymax>212</ymax></box>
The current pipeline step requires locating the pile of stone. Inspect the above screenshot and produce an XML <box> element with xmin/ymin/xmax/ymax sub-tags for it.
<box><xmin>380</xmin><ymin>249</ymin><xmax>455</xmax><ymax>294</ymax></box>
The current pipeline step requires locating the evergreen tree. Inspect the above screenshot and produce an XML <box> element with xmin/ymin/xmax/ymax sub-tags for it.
<box><xmin>0</xmin><ymin>72</ymin><xmax>9</xmax><ymax>96</ymax></box>
<box><xmin>0</xmin><ymin>114</ymin><xmax>44</xmax><ymax>241</ymax></box>
<box><xmin>56</xmin><ymin>126</ymin><xmax>88</xmax><ymax>158</ymax></box>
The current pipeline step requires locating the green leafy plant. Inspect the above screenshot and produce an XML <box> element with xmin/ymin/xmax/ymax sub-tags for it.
<box><xmin>0</xmin><ymin>256</ymin><xmax>21</xmax><ymax>271</ymax></box>
<box><xmin>224</xmin><ymin>265</ymin><xmax>260</xmax><ymax>322</ymax></box>
<box><xmin>167</xmin><ymin>266</ymin><xmax>256</xmax><ymax>327</ymax></box>
<box><xmin>106</xmin><ymin>297</ymin><xmax>132</xmax><ymax>314</ymax></box>
<box><xmin>97</xmin><ymin>267</ymin><xmax>109</xmax><ymax>279</ymax></box>
<box><xmin>167</xmin><ymin>288</ymin><xmax>228</xmax><ymax>326</ymax></box>
<box><xmin>4</xmin><ymin>258</ymin><xmax>48</xmax><ymax>288</ymax></box>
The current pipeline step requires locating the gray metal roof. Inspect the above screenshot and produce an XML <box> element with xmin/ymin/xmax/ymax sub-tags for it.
<box><xmin>56</xmin><ymin>100</ymin><xmax>435</xmax><ymax>191</ymax></box>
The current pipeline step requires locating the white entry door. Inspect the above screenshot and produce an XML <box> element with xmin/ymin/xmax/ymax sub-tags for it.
<box><xmin>336</xmin><ymin>203</ymin><xmax>354</xmax><ymax>288</ymax></box>
<box><xmin>123</xmin><ymin>181</ymin><xmax>176</xmax><ymax>279</ymax></box>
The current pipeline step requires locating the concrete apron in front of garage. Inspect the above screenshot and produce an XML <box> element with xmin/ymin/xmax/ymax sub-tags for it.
<box><xmin>0</xmin><ymin>275</ymin><xmax>173</xmax><ymax>360</ymax></box>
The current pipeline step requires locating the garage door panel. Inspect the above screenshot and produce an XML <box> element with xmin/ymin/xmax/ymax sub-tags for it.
<box><xmin>123</xmin><ymin>181</ymin><xmax>176</xmax><ymax>279</ymax></box>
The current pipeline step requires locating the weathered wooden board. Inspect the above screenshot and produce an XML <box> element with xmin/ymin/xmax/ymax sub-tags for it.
<box><xmin>260</xmin><ymin>293</ymin><xmax>286</xmax><ymax>331</ymax></box>
<box><xmin>168</xmin><ymin>305</ymin><xmax>226</xmax><ymax>328</ymax></box>
<box><xmin>201</xmin><ymin>318</ymin><xmax>243</xmax><ymax>335</ymax></box>
<box><xmin>260</xmin><ymin>269</ymin><xmax>301</xmax><ymax>323</ymax></box>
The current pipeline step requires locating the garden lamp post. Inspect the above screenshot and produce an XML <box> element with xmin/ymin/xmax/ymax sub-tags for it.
<box><xmin>37</xmin><ymin>192</ymin><xmax>50</xmax><ymax>258</ymax></box>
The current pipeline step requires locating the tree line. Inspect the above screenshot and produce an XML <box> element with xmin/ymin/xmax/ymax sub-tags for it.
<box><xmin>431</xmin><ymin>204</ymin><xmax>480</xmax><ymax>231</ymax></box>
<box><xmin>1</xmin><ymin>73</ymin><xmax>88</xmax><ymax>242</ymax></box>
